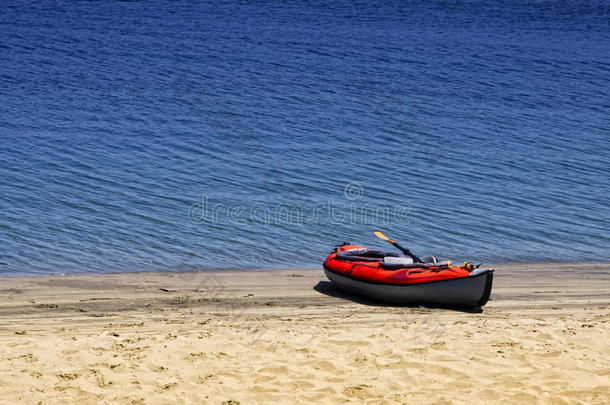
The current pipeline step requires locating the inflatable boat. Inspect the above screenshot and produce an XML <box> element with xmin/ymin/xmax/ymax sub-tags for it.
<box><xmin>323</xmin><ymin>243</ymin><xmax>493</xmax><ymax>308</ymax></box>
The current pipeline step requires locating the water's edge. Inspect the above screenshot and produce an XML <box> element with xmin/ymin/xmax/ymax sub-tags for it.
<box><xmin>1</xmin><ymin>261</ymin><xmax>608</xmax><ymax>279</ymax></box>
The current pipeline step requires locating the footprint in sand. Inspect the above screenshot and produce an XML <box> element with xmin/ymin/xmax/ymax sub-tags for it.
<box><xmin>290</xmin><ymin>380</ymin><xmax>316</xmax><ymax>390</ymax></box>
<box><xmin>186</xmin><ymin>352</ymin><xmax>208</xmax><ymax>361</ymax></box>
<box><xmin>311</xmin><ymin>360</ymin><xmax>337</xmax><ymax>372</ymax></box>
<box><xmin>343</xmin><ymin>384</ymin><xmax>377</xmax><ymax>400</ymax></box>
<box><xmin>16</xmin><ymin>353</ymin><xmax>38</xmax><ymax>363</ymax></box>
<box><xmin>257</xmin><ymin>365</ymin><xmax>289</xmax><ymax>375</ymax></box>
<box><xmin>157</xmin><ymin>382</ymin><xmax>178</xmax><ymax>392</ymax></box>
<box><xmin>58</xmin><ymin>372</ymin><xmax>80</xmax><ymax>381</ymax></box>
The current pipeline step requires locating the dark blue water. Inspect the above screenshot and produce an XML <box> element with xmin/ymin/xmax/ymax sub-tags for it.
<box><xmin>1</xmin><ymin>1</ymin><xmax>609</xmax><ymax>275</ymax></box>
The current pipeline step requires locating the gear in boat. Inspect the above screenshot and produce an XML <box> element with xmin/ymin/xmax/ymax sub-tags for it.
<box><xmin>322</xmin><ymin>232</ymin><xmax>494</xmax><ymax>308</ymax></box>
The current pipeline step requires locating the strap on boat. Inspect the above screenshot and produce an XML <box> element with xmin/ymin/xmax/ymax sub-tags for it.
<box><xmin>379</xmin><ymin>261</ymin><xmax>452</xmax><ymax>270</ymax></box>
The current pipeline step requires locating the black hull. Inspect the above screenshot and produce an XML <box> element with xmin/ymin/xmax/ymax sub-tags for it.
<box><xmin>324</xmin><ymin>268</ymin><xmax>493</xmax><ymax>308</ymax></box>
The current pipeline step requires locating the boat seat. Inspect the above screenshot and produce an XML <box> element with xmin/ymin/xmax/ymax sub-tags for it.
<box><xmin>420</xmin><ymin>255</ymin><xmax>439</xmax><ymax>263</ymax></box>
<box><xmin>382</xmin><ymin>256</ymin><xmax>414</xmax><ymax>265</ymax></box>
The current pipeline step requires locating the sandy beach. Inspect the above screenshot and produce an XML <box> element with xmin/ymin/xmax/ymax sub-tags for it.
<box><xmin>0</xmin><ymin>263</ymin><xmax>608</xmax><ymax>404</ymax></box>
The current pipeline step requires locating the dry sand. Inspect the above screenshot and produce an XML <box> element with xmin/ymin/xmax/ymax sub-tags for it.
<box><xmin>0</xmin><ymin>263</ymin><xmax>608</xmax><ymax>404</ymax></box>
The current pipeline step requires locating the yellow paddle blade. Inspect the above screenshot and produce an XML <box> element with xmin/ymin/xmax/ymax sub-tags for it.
<box><xmin>374</xmin><ymin>231</ymin><xmax>394</xmax><ymax>244</ymax></box>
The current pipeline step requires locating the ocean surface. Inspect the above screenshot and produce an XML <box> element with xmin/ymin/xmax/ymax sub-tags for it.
<box><xmin>1</xmin><ymin>1</ymin><xmax>609</xmax><ymax>275</ymax></box>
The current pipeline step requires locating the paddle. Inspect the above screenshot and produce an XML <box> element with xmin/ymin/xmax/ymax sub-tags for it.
<box><xmin>374</xmin><ymin>231</ymin><xmax>424</xmax><ymax>263</ymax></box>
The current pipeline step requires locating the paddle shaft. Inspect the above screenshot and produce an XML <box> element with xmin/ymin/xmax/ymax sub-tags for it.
<box><xmin>392</xmin><ymin>241</ymin><xmax>424</xmax><ymax>263</ymax></box>
<box><xmin>374</xmin><ymin>231</ymin><xmax>424</xmax><ymax>263</ymax></box>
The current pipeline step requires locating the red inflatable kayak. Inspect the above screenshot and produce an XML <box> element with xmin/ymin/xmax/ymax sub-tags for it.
<box><xmin>323</xmin><ymin>244</ymin><xmax>493</xmax><ymax>307</ymax></box>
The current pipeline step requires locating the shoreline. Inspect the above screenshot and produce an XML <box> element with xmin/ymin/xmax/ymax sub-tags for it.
<box><xmin>1</xmin><ymin>260</ymin><xmax>609</xmax><ymax>279</ymax></box>
<box><xmin>1</xmin><ymin>262</ymin><xmax>608</xmax><ymax>403</ymax></box>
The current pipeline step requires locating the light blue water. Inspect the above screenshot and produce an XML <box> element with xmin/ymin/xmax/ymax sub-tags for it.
<box><xmin>1</xmin><ymin>1</ymin><xmax>609</xmax><ymax>275</ymax></box>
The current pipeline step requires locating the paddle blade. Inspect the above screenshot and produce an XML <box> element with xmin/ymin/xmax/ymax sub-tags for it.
<box><xmin>374</xmin><ymin>231</ymin><xmax>394</xmax><ymax>244</ymax></box>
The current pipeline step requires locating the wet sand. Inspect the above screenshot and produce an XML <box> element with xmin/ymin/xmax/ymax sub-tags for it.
<box><xmin>0</xmin><ymin>263</ymin><xmax>608</xmax><ymax>404</ymax></box>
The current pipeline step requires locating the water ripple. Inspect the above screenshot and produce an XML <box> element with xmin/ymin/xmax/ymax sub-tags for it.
<box><xmin>1</xmin><ymin>0</ymin><xmax>609</xmax><ymax>274</ymax></box>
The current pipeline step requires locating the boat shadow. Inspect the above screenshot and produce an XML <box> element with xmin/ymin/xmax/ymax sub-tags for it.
<box><xmin>313</xmin><ymin>281</ymin><xmax>483</xmax><ymax>313</ymax></box>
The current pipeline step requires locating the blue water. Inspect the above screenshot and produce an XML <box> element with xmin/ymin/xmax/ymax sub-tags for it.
<box><xmin>1</xmin><ymin>1</ymin><xmax>609</xmax><ymax>275</ymax></box>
